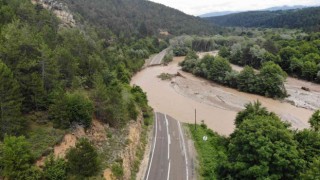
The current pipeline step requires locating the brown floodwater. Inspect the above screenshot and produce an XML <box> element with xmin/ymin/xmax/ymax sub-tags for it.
<box><xmin>131</xmin><ymin>57</ymin><xmax>315</xmax><ymax>136</ymax></box>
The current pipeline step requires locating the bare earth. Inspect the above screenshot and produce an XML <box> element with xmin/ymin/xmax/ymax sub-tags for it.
<box><xmin>131</xmin><ymin>55</ymin><xmax>316</xmax><ymax>136</ymax></box>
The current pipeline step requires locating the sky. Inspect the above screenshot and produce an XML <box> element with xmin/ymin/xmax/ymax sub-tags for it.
<box><xmin>148</xmin><ymin>0</ymin><xmax>320</xmax><ymax>16</ymax></box>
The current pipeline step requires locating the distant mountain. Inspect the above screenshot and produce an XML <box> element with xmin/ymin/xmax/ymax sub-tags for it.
<box><xmin>199</xmin><ymin>5</ymin><xmax>311</xmax><ymax>18</ymax></box>
<box><xmin>264</xmin><ymin>5</ymin><xmax>307</xmax><ymax>11</ymax></box>
<box><xmin>199</xmin><ymin>11</ymin><xmax>240</xmax><ymax>18</ymax></box>
<box><xmin>205</xmin><ymin>6</ymin><xmax>320</xmax><ymax>31</ymax></box>
<box><xmin>58</xmin><ymin>0</ymin><xmax>217</xmax><ymax>36</ymax></box>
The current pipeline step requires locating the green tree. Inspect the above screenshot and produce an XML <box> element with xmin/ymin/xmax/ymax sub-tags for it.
<box><xmin>279</xmin><ymin>47</ymin><xmax>300</xmax><ymax>71</ymax></box>
<box><xmin>235</xmin><ymin>101</ymin><xmax>273</xmax><ymax>127</ymax></box>
<box><xmin>49</xmin><ymin>92</ymin><xmax>94</xmax><ymax>129</ymax></box>
<box><xmin>224</xmin><ymin>116</ymin><xmax>305</xmax><ymax>179</ymax></box>
<box><xmin>309</xmin><ymin>110</ymin><xmax>320</xmax><ymax>131</ymax></box>
<box><xmin>185</xmin><ymin>50</ymin><xmax>199</xmax><ymax>60</ymax></box>
<box><xmin>92</xmin><ymin>76</ymin><xmax>127</xmax><ymax>127</ymax></box>
<box><xmin>208</xmin><ymin>56</ymin><xmax>232</xmax><ymax>84</ymax></box>
<box><xmin>1</xmin><ymin>136</ymin><xmax>42</xmax><ymax>180</ymax></box>
<box><xmin>302</xmin><ymin>61</ymin><xmax>318</xmax><ymax>81</ymax></box>
<box><xmin>0</xmin><ymin>20</ymin><xmax>46</xmax><ymax>112</ymax></box>
<box><xmin>237</xmin><ymin>66</ymin><xmax>257</xmax><ymax>93</ymax></box>
<box><xmin>0</xmin><ymin>60</ymin><xmax>24</xmax><ymax>139</ymax></box>
<box><xmin>295</xmin><ymin>129</ymin><xmax>320</xmax><ymax>169</ymax></box>
<box><xmin>300</xmin><ymin>158</ymin><xmax>320</xmax><ymax>179</ymax></box>
<box><xmin>43</xmin><ymin>155</ymin><xmax>67</xmax><ymax>180</ymax></box>
<box><xmin>218</xmin><ymin>46</ymin><xmax>230</xmax><ymax>58</ymax></box>
<box><xmin>258</xmin><ymin>62</ymin><xmax>287</xmax><ymax>98</ymax></box>
<box><xmin>290</xmin><ymin>57</ymin><xmax>303</xmax><ymax>76</ymax></box>
<box><xmin>66</xmin><ymin>138</ymin><xmax>99</xmax><ymax>177</ymax></box>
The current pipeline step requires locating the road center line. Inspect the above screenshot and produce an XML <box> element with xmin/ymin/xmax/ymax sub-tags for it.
<box><xmin>165</xmin><ymin>114</ymin><xmax>170</xmax><ymax>160</ymax></box>
<box><xmin>167</xmin><ymin>161</ymin><xmax>171</xmax><ymax>180</ymax></box>
<box><xmin>178</xmin><ymin>121</ymin><xmax>189</xmax><ymax>180</ymax></box>
<box><xmin>145</xmin><ymin>112</ymin><xmax>158</xmax><ymax>180</ymax></box>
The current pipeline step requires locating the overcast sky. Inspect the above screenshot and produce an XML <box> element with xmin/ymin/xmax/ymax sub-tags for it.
<box><xmin>148</xmin><ymin>0</ymin><xmax>320</xmax><ymax>16</ymax></box>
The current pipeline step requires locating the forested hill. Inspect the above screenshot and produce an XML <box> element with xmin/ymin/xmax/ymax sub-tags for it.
<box><xmin>57</xmin><ymin>0</ymin><xmax>216</xmax><ymax>36</ymax></box>
<box><xmin>205</xmin><ymin>7</ymin><xmax>320</xmax><ymax>31</ymax></box>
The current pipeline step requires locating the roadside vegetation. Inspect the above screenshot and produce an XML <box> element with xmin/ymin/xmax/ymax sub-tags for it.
<box><xmin>189</xmin><ymin>101</ymin><xmax>320</xmax><ymax>179</ymax></box>
<box><xmin>188</xmin><ymin>123</ymin><xmax>227</xmax><ymax>179</ymax></box>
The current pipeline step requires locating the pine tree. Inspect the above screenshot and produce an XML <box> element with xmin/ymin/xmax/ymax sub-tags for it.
<box><xmin>0</xmin><ymin>60</ymin><xmax>24</xmax><ymax>139</ymax></box>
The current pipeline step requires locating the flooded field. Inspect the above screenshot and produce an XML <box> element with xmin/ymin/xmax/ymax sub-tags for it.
<box><xmin>131</xmin><ymin>56</ymin><xmax>317</xmax><ymax>135</ymax></box>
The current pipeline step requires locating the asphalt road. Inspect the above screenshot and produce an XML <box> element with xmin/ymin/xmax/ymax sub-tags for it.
<box><xmin>145</xmin><ymin>112</ymin><xmax>192</xmax><ymax>180</ymax></box>
<box><xmin>149</xmin><ymin>48</ymin><xmax>168</xmax><ymax>66</ymax></box>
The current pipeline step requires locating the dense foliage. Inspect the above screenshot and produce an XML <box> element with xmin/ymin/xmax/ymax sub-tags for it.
<box><xmin>182</xmin><ymin>29</ymin><xmax>320</xmax><ymax>84</ymax></box>
<box><xmin>66</xmin><ymin>138</ymin><xmax>99</xmax><ymax>177</ymax></box>
<box><xmin>0</xmin><ymin>61</ymin><xmax>24</xmax><ymax>139</ymax></box>
<box><xmin>0</xmin><ymin>0</ymin><xmax>158</xmax><ymax>135</ymax></box>
<box><xmin>0</xmin><ymin>0</ymin><xmax>158</xmax><ymax>178</ymax></box>
<box><xmin>0</xmin><ymin>136</ymin><xmax>41</xmax><ymax>179</ymax></box>
<box><xmin>206</xmin><ymin>7</ymin><xmax>320</xmax><ymax>32</ymax></box>
<box><xmin>43</xmin><ymin>155</ymin><xmax>67</xmax><ymax>180</ymax></box>
<box><xmin>59</xmin><ymin>0</ymin><xmax>216</xmax><ymax>37</ymax></box>
<box><xmin>180</xmin><ymin>53</ymin><xmax>287</xmax><ymax>98</ymax></box>
<box><xmin>190</xmin><ymin>103</ymin><xmax>320</xmax><ymax>179</ymax></box>
<box><xmin>49</xmin><ymin>91</ymin><xmax>94</xmax><ymax>129</ymax></box>
<box><xmin>309</xmin><ymin>110</ymin><xmax>320</xmax><ymax>131</ymax></box>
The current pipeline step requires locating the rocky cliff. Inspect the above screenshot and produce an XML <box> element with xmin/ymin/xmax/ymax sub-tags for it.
<box><xmin>31</xmin><ymin>0</ymin><xmax>76</xmax><ymax>27</ymax></box>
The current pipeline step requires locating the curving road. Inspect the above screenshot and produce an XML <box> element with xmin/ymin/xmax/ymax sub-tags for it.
<box><xmin>145</xmin><ymin>112</ymin><xmax>194</xmax><ymax>180</ymax></box>
<box><xmin>149</xmin><ymin>48</ymin><xmax>169</xmax><ymax>66</ymax></box>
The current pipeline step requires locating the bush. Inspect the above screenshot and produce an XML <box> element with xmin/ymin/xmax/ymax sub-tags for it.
<box><xmin>43</xmin><ymin>155</ymin><xmax>67</xmax><ymax>180</ymax></box>
<box><xmin>163</xmin><ymin>50</ymin><xmax>174</xmax><ymax>64</ymax></box>
<box><xmin>1</xmin><ymin>136</ymin><xmax>42</xmax><ymax>180</ymax></box>
<box><xmin>173</xmin><ymin>46</ymin><xmax>190</xmax><ymax>56</ymax></box>
<box><xmin>66</xmin><ymin>138</ymin><xmax>99</xmax><ymax>177</ymax></box>
<box><xmin>49</xmin><ymin>91</ymin><xmax>94</xmax><ymax>129</ymax></box>
<box><xmin>111</xmin><ymin>163</ymin><xmax>124</xmax><ymax>179</ymax></box>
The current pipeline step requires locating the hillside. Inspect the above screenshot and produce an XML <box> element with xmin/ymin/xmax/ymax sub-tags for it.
<box><xmin>58</xmin><ymin>0</ymin><xmax>216</xmax><ymax>36</ymax></box>
<box><xmin>206</xmin><ymin>7</ymin><xmax>320</xmax><ymax>31</ymax></box>
<box><xmin>0</xmin><ymin>0</ymin><xmax>160</xmax><ymax>179</ymax></box>
<box><xmin>199</xmin><ymin>5</ymin><xmax>308</xmax><ymax>18</ymax></box>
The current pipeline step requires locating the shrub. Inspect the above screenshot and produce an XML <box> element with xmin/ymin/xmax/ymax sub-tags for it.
<box><xmin>49</xmin><ymin>91</ymin><xmax>94</xmax><ymax>129</ymax></box>
<box><xmin>66</xmin><ymin>138</ymin><xmax>99</xmax><ymax>177</ymax></box>
<box><xmin>43</xmin><ymin>155</ymin><xmax>67</xmax><ymax>180</ymax></box>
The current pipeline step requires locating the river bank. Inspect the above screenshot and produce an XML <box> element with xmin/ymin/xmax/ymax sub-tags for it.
<box><xmin>131</xmin><ymin>56</ymin><xmax>316</xmax><ymax>135</ymax></box>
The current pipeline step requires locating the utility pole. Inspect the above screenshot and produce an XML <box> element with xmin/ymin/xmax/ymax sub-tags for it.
<box><xmin>195</xmin><ymin>108</ymin><xmax>197</xmax><ymax>131</ymax></box>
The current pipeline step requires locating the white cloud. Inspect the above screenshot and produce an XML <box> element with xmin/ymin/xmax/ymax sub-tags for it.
<box><xmin>148</xmin><ymin>0</ymin><xmax>320</xmax><ymax>15</ymax></box>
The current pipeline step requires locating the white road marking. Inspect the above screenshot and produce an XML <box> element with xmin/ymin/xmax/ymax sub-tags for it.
<box><xmin>167</xmin><ymin>161</ymin><xmax>171</xmax><ymax>180</ymax></box>
<box><xmin>146</xmin><ymin>112</ymin><xmax>158</xmax><ymax>180</ymax></box>
<box><xmin>178</xmin><ymin>121</ymin><xmax>189</xmax><ymax>180</ymax></box>
<box><xmin>165</xmin><ymin>114</ymin><xmax>170</xmax><ymax>160</ymax></box>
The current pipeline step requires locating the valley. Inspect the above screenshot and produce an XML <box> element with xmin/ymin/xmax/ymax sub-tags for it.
<box><xmin>132</xmin><ymin>53</ymin><xmax>317</xmax><ymax>135</ymax></box>
<box><xmin>1</xmin><ymin>0</ymin><xmax>320</xmax><ymax>179</ymax></box>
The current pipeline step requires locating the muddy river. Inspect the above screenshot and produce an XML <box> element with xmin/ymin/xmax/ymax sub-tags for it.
<box><xmin>131</xmin><ymin>56</ymin><xmax>318</xmax><ymax>135</ymax></box>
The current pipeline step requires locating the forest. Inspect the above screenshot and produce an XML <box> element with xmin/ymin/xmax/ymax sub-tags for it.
<box><xmin>58</xmin><ymin>0</ymin><xmax>217</xmax><ymax>37</ymax></box>
<box><xmin>206</xmin><ymin>7</ymin><xmax>320</xmax><ymax>32</ymax></box>
<box><xmin>0</xmin><ymin>0</ymin><xmax>160</xmax><ymax>179</ymax></box>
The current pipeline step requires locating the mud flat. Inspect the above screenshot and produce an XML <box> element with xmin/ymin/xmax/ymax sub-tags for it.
<box><xmin>131</xmin><ymin>57</ymin><xmax>315</xmax><ymax>135</ymax></box>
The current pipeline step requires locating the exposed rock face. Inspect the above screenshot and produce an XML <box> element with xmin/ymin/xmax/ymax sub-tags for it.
<box><xmin>122</xmin><ymin>114</ymin><xmax>144</xmax><ymax>180</ymax></box>
<box><xmin>31</xmin><ymin>0</ymin><xmax>76</xmax><ymax>27</ymax></box>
